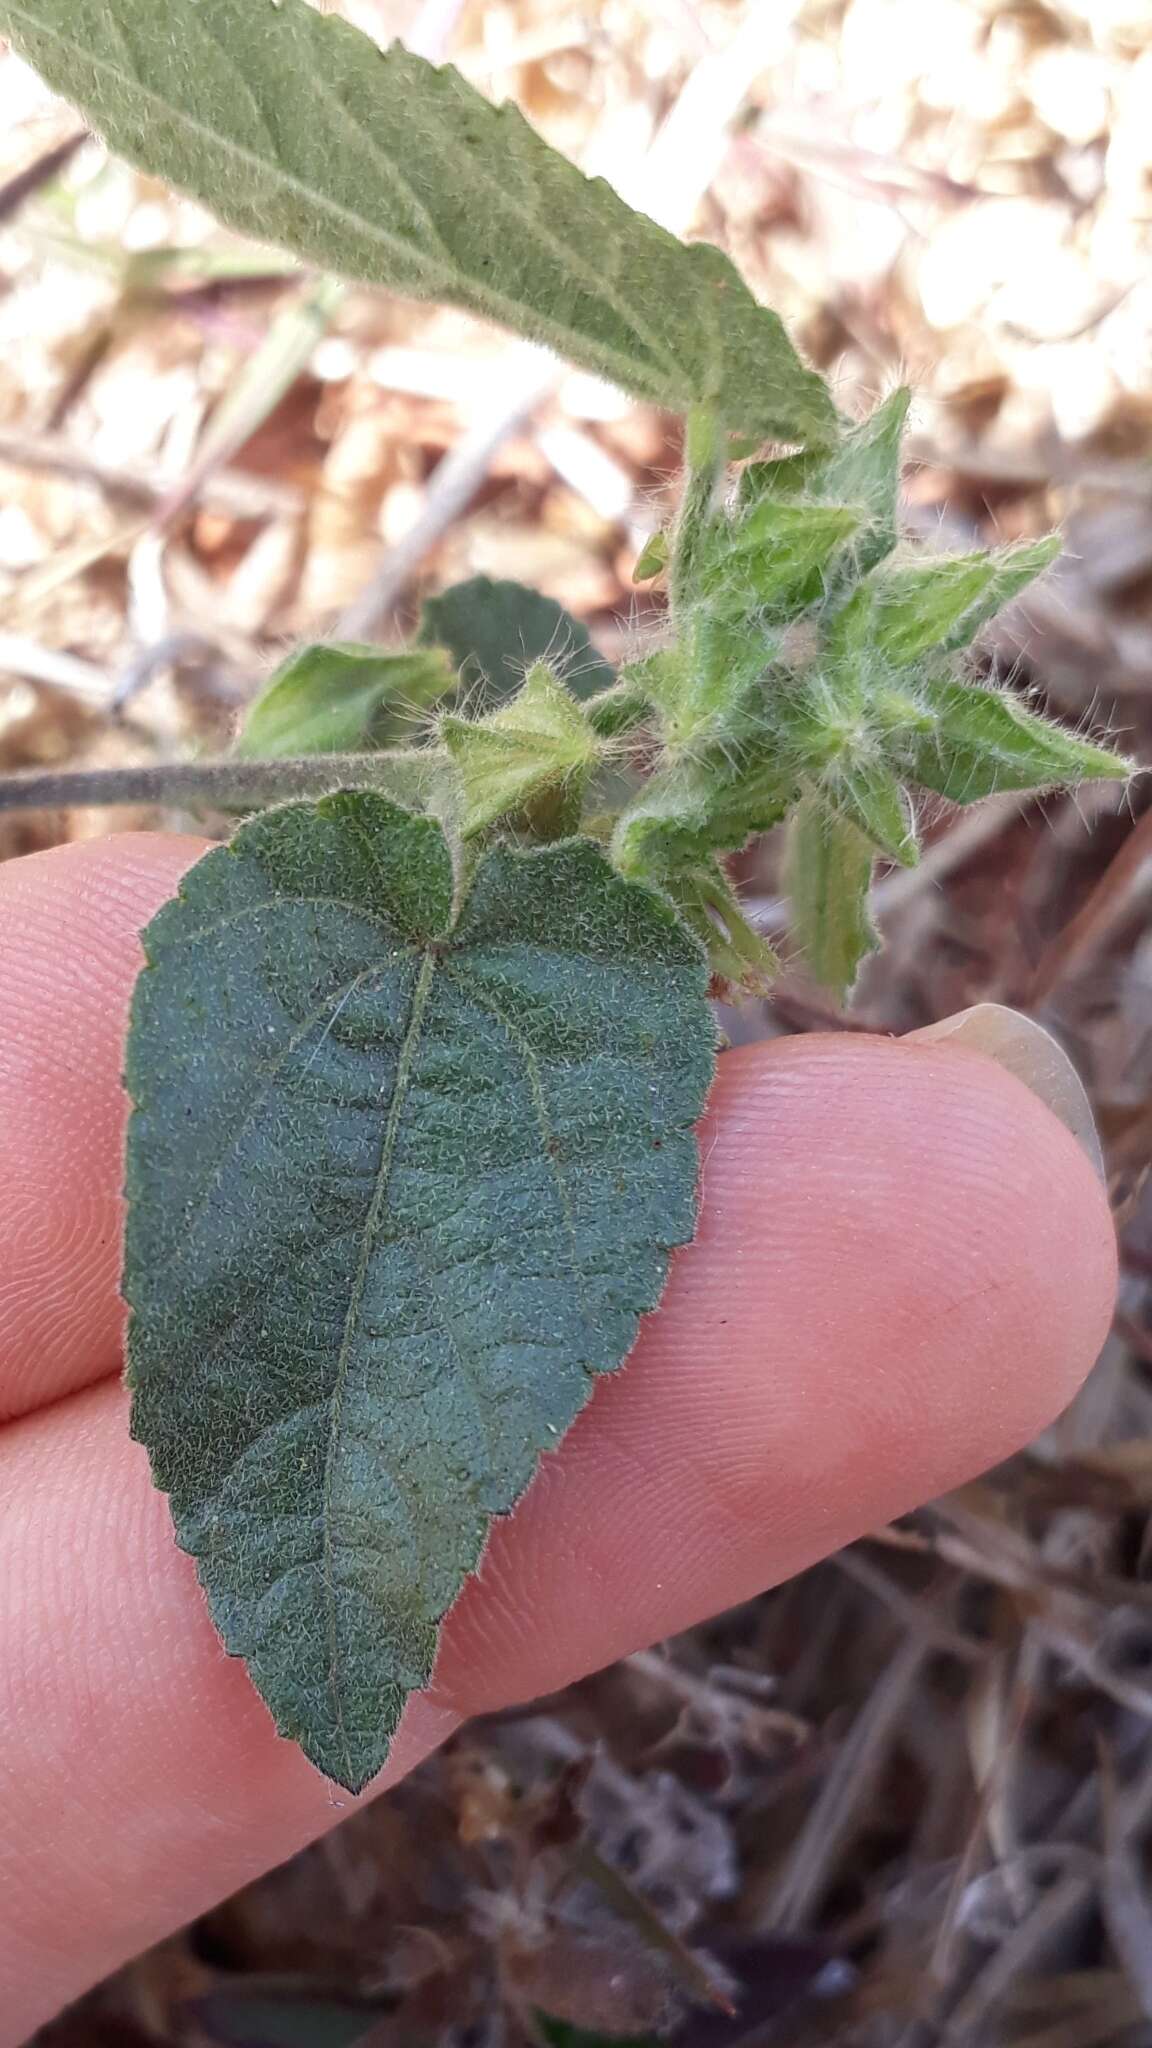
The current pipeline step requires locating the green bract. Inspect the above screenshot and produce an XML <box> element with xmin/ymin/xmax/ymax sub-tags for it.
<box><xmin>603</xmin><ymin>394</ymin><xmax>1126</xmax><ymax>994</ymax></box>
<box><xmin>125</xmin><ymin>795</ymin><xmax>714</xmax><ymax>1792</ymax></box>
<box><xmin>5</xmin><ymin>0</ymin><xmax>1131</xmax><ymax>1785</ymax></box>
<box><xmin>442</xmin><ymin>661</ymin><xmax>602</xmax><ymax>839</ymax></box>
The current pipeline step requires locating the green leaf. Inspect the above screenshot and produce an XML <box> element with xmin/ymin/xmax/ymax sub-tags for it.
<box><xmin>420</xmin><ymin>576</ymin><xmax>615</xmax><ymax>712</ymax></box>
<box><xmin>0</xmin><ymin>0</ymin><xmax>838</xmax><ymax>446</ymax></box>
<box><xmin>786</xmin><ymin>796</ymin><xmax>877</xmax><ymax>997</ymax></box>
<box><xmin>235</xmin><ymin>644</ymin><xmax>454</xmax><ymax>758</ymax></box>
<box><xmin>767</xmin><ymin>667</ymin><xmax>866</xmax><ymax>775</ymax></box>
<box><xmin>124</xmin><ymin>793</ymin><xmax>713</xmax><ymax>1792</ymax></box>
<box><xmin>869</xmin><ymin>538</ymin><xmax>1061</xmax><ymax>666</ymax></box>
<box><xmin>820</xmin><ymin>386</ymin><xmax>910</xmax><ymax>574</ymax></box>
<box><xmin>822</xmin><ymin>755</ymin><xmax>917</xmax><ymax>866</ymax></box>
<box><xmin>616</xmin><ymin>648</ymin><xmax>689</xmax><ymax>721</ymax></box>
<box><xmin>740</xmin><ymin>386</ymin><xmax>909</xmax><ymax>577</ymax></box>
<box><xmin>441</xmin><ymin>660</ymin><xmax>601</xmax><ymax>837</ymax></box>
<box><xmin>584</xmin><ymin>681</ymin><xmax>653</xmax><ymax>740</ymax></box>
<box><xmin>697</xmin><ymin>503</ymin><xmax>863</xmax><ymax>618</ymax></box>
<box><xmin>632</xmin><ymin>531</ymin><xmax>669</xmax><ymax>582</ymax></box>
<box><xmin>660</xmin><ymin>862</ymin><xmax>779</xmax><ymax>991</ymax></box>
<box><xmin>896</xmin><ymin>677</ymin><xmax>1129</xmax><ymax>803</ymax></box>
<box><xmin>537</xmin><ymin>2021</ymin><xmax>659</xmax><ymax>2048</ymax></box>
<box><xmin>613</xmin><ymin>747</ymin><xmax>790</xmax><ymax>876</ymax></box>
<box><xmin>819</xmin><ymin>582</ymin><xmax>879</xmax><ymax>673</ymax></box>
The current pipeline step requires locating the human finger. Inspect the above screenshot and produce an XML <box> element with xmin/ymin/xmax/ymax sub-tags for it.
<box><xmin>0</xmin><ymin>834</ymin><xmax>209</xmax><ymax>1419</ymax></box>
<box><xmin>0</xmin><ymin>1027</ymin><xmax>1115</xmax><ymax>2036</ymax></box>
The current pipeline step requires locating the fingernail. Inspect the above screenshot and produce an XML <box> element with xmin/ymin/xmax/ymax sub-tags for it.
<box><xmin>906</xmin><ymin>1002</ymin><xmax>1105</xmax><ymax>1182</ymax></box>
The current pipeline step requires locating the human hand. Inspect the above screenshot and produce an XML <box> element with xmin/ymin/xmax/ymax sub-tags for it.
<box><xmin>0</xmin><ymin>833</ymin><xmax>1115</xmax><ymax>2039</ymax></box>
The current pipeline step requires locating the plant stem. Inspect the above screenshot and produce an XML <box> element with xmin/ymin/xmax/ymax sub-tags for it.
<box><xmin>0</xmin><ymin>750</ymin><xmax>444</xmax><ymax>815</ymax></box>
<box><xmin>669</xmin><ymin>404</ymin><xmax>723</xmax><ymax>619</ymax></box>
<box><xmin>584</xmin><ymin>681</ymin><xmax>652</xmax><ymax>739</ymax></box>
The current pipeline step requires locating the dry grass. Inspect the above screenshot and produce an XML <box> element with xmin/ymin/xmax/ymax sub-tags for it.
<box><xmin>7</xmin><ymin>1</ymin><xmax>1152</xmax><ymax>2042</ymax></box>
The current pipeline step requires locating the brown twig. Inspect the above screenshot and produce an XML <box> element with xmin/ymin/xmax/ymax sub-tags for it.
<box><xmin>1029</xmin><ymin>798</ymin><xmax>1152</xmax><ymax>1003</ymax></box>
<box><xmin>0</xmin><ymin>427</ymin><xmax>303</xmax><ymax>520</ymax></box>
<box><xmin>0</xmin><ymin>129</ymin><xmax>88</xmax><ymax>224</ymax></box>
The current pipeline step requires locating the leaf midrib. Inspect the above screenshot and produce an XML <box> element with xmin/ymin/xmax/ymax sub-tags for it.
<box><xmin>321</xmin><ymin>941</ymin><xmax>435</xmax><ymax>1784</ymax></box>
<box><xmin>317</xmin><ymin>932</ymin><xmax>595</xmax><ymax>1768</ymax></box>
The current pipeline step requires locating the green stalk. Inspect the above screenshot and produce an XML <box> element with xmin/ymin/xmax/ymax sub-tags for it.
<box><xmin>669</xmin><ymin>405</ymin><xmax>723</xmax><ymax>620</ymax></box>
<box><xmin>0</xmin><ymin>750</ymin><xmax>444</xmax><ymax>815</ymax></box>
<box><xmin>584</xmin><ymin>682</ymin><xmax>653</xmax><ymax>740</ymax></box>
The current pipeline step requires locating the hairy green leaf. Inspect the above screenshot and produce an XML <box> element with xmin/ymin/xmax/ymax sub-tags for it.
<box><xmin>441</xmin><ymin>659</ymin><xmax>601</xmax><ymax>837</ymax></box>
<box><xmin>235</xmin><ymin>644</ymin><xmax>454</xmax><ymax>758</ymax></box>
<box><xmin>420</xmin><ymin>576</ymin><xmax>615</xmax><ymax>711</ymax></box>
<box><xmin>0</xmin><ymin>0</ymin><xmax>838</xmax><ymax>445</ymax></box>
<box><xmin>632</xmin><ymin>530</ymin><xmax>669</xmax><ymax>582</ymax></box>
<box><xmin>697</xmin><ymin>503</ymin><xmax>862</xmax><ymax>619</ymax></box>
<box><xmin>822</xmin><ymin>755</ymin><xmax>917</xmax><ymax>866</ymax></box>
<box><xmin>817</xmin><ymin>386</ymin><xmax>910</xmax><ymax>574</ymax></box>
<box><xmin>819</xmin><ymin>582</ymin><xmax>879</xmax><ymax>672</ymax></box>
<box><xmin>613</xmin><ymin>748</ymin><xmax>790</xmax><ymax>876</ymax></box>
<box><xmin>740</xmin><ymin>387</ymin><xmax>909</xmax><ymax>578</ymax></box>
<box><xmin>661</xmin><ymin>861</ymin><xmax>779</xmax><ymax>991</ymax></box>
<box><xmin>786</xmin><ymin>796</ymin><xmax>877</xmax><ymax>997</ymax></box>
<box><xmin>639</xmin><ymin>621</ymin><xmax>765</xmax><ymax>747</ymax></box>
<box><xmin>896</xmin><ymin>677</ymin><xmax>1128</xmax><ymax>803</ymax></box>
<box><xmin>585</xmin><ymin>680</ymin><xmax>653</xmax><ymax>740</ymax></box>
<box><xmin>124</xmin><ymin>793</ymin><xmax>713</xmax><ymax>1791</ymax></box>
<box><xmin>869</xmin><ymin>538</ymin><xmax>1061</xmax><ymax>666</ymax></box>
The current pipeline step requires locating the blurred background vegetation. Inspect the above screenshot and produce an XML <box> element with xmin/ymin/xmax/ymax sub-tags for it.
<box><xmin>9</xmin><ymin>2</ymin><xmax>1152</xmax><ymax>2042</ymax></box>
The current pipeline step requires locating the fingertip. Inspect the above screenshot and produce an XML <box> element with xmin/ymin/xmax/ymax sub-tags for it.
<box><xmin>893</xmin><ymin>1033</ymin><xmax>1117</xmax><ymax>1440</ymax></box>
<box><xmin>0</xmin><ymin>833</ymin><xmax>210</xmax><ymax>1416</ymax></box>
<box><xmin>0</xmin><ymin>828</ymin><xmax>211</xmax><ymax>937</ymax></box>
<box><xmin>438</xmin><ymin>1030</ymin><xmax>1117</xmax><ymax>1710</ymax></box>
<box><xmin>0</xmin><ymin>997</ymin><xmax>1117</xmax><ymax>2028</ymax></box>
<box><xmin>684</xmin><ymin>1031</ymin><xmax>1117</xmax><ymax>1502</ymax></box>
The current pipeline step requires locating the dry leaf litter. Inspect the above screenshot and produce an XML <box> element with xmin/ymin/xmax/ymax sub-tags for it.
<box><xmin>5</xmin><ymin>1</ymin><xmax>1152</xmax><ymax>2042</ymax></box>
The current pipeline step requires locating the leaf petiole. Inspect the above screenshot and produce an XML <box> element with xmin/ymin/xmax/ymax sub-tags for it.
<box><xmin>669</xmin><ymin>406</ymin><xmax>724</xmax><ymax>620</ymax></box>
<box><xmin>0</xmin><ymin>750</ymin><xmax>445</xmax><ymax>815</ymax></box>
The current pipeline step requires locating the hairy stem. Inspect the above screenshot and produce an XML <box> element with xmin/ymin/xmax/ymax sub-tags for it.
<box><xmin>669</xmin><ymin>405</ymin><xmax>723</xmax><ymax>619</ymax></box>
<box><xmin>0</xmin><ymin>750</ymin><xmax>444</xmax><ymax>815</ymax></box>
<box><xmin>584</xmin><ymin>682</ymin><xmax>653</xmax><ymax>739</ymax></box>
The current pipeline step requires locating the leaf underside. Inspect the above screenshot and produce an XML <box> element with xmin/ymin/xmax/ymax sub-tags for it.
<box><xmin>124</xmin><ymin>794</ymin><xmax>714</xmax><ymax>1791</ymax></box>
<box><xmin>235</xmin><ymin>644</ymin><xmax>455</xmax><ymax>758</ymax></box>
<box><xmin>0</xmin><ymin>0</ymin><xmax>837</xmax><ymax>446</ymax></box>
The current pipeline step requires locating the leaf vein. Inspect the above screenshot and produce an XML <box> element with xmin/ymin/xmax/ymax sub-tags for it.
<box><xmin>320</xmin><ymin>943</ymin><xmax>437</xmax><ymax>1786</ymax></box>
<box><xmin>150</xmin><ymin>968</ymin><xmax>390</xmax><ymax>1289</ymax></box>
<box><xmin>155</xmin><ymin>892</ymin><xmax>405</xmax><ymax>951</ymax></box>
<box><xmin>442</xmin><ymin>966</ymin><xmax>582</xmax><ymax>1277</ymax></box>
